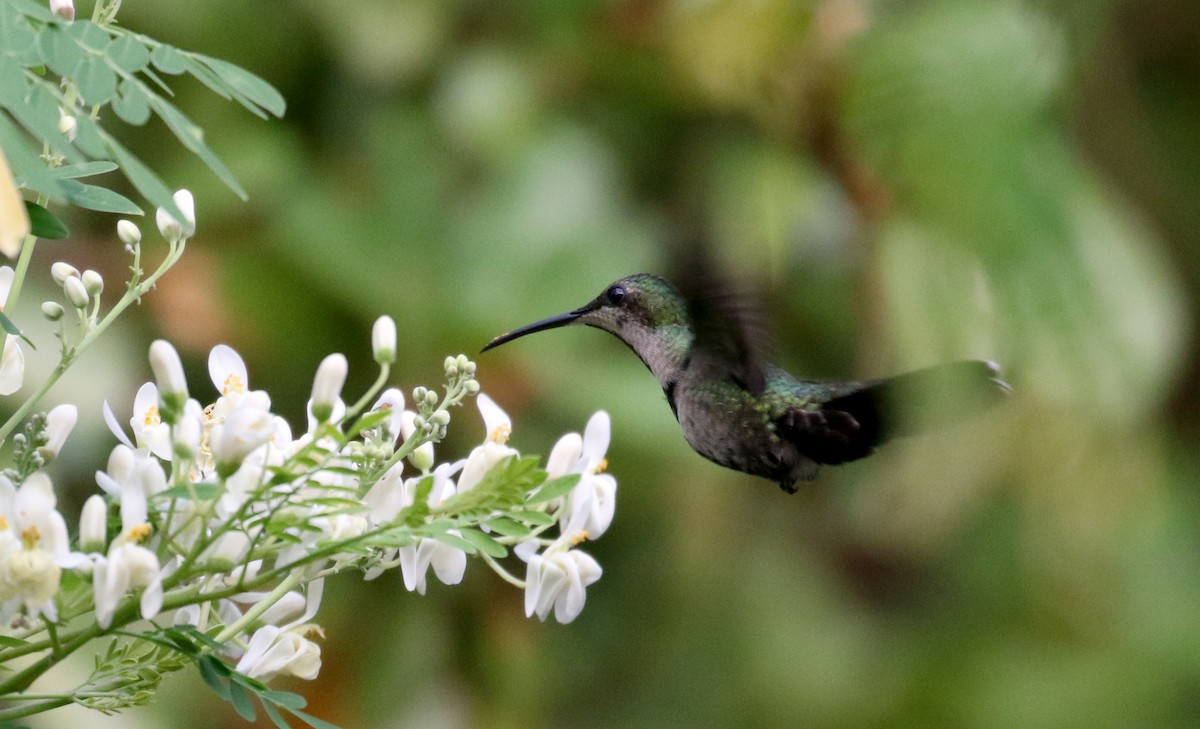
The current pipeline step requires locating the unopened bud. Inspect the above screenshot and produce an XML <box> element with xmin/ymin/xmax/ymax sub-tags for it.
<box><xmin>81</xmin><ymin>269</ymin><xmax>103</xmax><ymax>295</ymax></box>
<box><xmin>79</xmin><ymin>494</ymin><xmax>107</xmax><ymax>552</ymax></box>
<box><xmin>117</xmin><ymin>220</ymin><xmax>141</xmax><ymax>247</ymax></box>
<box><xmin>49</xmin><ymin>0</ymin><xmax>74</xmax><ymax>21</ymax></box>
<box><xmin>41</xmin><ymin>301</ymin><xmax>64</xmax><ymax>321</ymax></box>
<box><xmin>464</xmin><ymin>379</ymin><xmax>480</xmax><ymax>394</ymax></box>
<box><xmin>50</xmin><ymin>261</ymin><xmax>78</xmax><ymax>285</ymax></box>
<box><xmin>148</xmin><ymin>340</ymin><xmax>188</xmax><ymax>423</ymax></box>
<box><xmin>372</xmin><ymin>315</ymin><xmax>396</xmax><ymax>365</ymax></box>
<box><xmin>155</xmin><ymin>189</ymin><xmax>196</xmax><ymax>242</ymax></box>
<box><xmin>429</xmin><ymin>409</ymin><xmax>450</xmax><ymax>427</ymax></box>
<box><xmin>63</xmin><ymin>276</ymin><xmax>89</xmax><ymax>309</ymax></box>
<box><xmin>310</xmin><ymin>353</ymin><xmax>348</xmax><ymax>423</ymax></box>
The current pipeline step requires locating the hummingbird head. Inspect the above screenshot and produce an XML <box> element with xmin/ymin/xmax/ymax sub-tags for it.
<box><xmin>483</xmin><ymin>274</ymin><xmax>694</xmax><ymax>380</ymax></box>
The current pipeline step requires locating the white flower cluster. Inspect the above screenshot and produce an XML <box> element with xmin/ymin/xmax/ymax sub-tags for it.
<box><xmin>0</xmin><ymin>333</ymin><xmax>616</xmax><ymax>690</ymax></box>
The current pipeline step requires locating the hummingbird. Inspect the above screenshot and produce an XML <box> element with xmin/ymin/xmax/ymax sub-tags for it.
<box><xmin>483</xmin><ymin>273</ymin><xmax>1009</xmax><ymax>493</ymax></box>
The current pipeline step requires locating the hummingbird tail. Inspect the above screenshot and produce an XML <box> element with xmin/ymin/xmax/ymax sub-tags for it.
<box><xmin>822</xmin><ymin>360</ymin><xmax>1010</xmax><ymax>446</ymax></box>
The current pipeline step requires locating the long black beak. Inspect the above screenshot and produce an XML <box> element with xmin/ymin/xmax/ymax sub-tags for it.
<box><xmin>482</xmin><ymin>307</ymin><xmax>588</xmax><ymax>352</ymax></box>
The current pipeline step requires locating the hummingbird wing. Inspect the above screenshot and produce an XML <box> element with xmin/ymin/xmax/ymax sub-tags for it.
<box><xmin>778</xmin><ymin>360</ymin><xmax>1010</xmax><ymax>466</ymax></box>
<box><xmin>676</xmin><ymin>257</ymin><xmax>774</xmax><ymax>395</ymax></box>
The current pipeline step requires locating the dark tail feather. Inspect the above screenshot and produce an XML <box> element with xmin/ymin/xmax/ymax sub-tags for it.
<box><xmin>823</xmin><ymin>360</ymin><xmax>1010</xmax><ymax>446</ymax></box>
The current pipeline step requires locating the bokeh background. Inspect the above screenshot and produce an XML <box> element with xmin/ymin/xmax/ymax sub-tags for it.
<box><xmin>21</xmin><ymin>0</ymin><xmax>1200</xmax><ymax>727</ymax></box>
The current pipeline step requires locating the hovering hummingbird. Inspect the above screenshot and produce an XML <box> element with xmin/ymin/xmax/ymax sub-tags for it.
<box><xmin>483</xmin><ymin>273</ymin><xmax>1009</xmax><ymax>493</ymax></box>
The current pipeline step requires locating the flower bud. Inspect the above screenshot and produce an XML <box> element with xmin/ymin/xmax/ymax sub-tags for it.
<box><xmin>81</xmin><ymin>269</ymin><xmax>103</xmax><ymax>295</ymax></box>
<box><xmin>50</xmin><ymin>261</ymin><xmax>79</xmax><ymax>285</ymax></box>
<box><xmin>464</xmin><ymin>379</ymin><xmax>480</xmax><ymax>394</ymax></box>
<box><xmin>117</xmin><ymin>220</ymin><xmax>141</xmax><ymax>247</ymax></box>
<box><xmin>429</xmin><ymin>409</ymin><xmax>450</xmax><ymax>427</ymax></box>
<box><xmin>155</xmin><ymin>189</ymin><xmax>196</xmax><ymax>242</ymax></box>
<box><xmin>310</xmin><ymin>353</ymin><xmax>347</xmax><ymax>423</ymax></box>
<box><xmin>49</xmin><ymin>0</ymin><xmax>74</xmax><ymax>21</ymax></box>
<box><xmin>79</xmin><ymin>494</ymin><xmax>107</xmax><ymax>552</ymax></box>
<box><xmin>213</xmin><ymin>407</ymin><xmax>276</xmax><ymax>478</ymax></box>
<box><xmin>148</xmin><ymin>340</ymin><xmax>188</xmax><ymax>423</ymax></box>
<box><xmin>57</xmin><ymin>114</ymin><xmax>76</xmax><ymax>141</ymax></box>
<box><xmin>63</xmin><ymin>276</ymin><xmax>89</xmax><ymax>309</ymax></box>
<box><xmin>372</xmin><ymin>315</ymin><xmax>396</xmax><ymax>365</ymax></box>
<box><xmin>38</xmin><ymin>403</ymin><xmax>77</xmax><ymax>462</ymax></box>
<box><xmin>40</xmin><ymin>301</ymin><xmax>64</xmax><ymax>321</ymax></box>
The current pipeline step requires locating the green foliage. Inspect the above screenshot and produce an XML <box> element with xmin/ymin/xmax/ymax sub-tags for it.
<box><xmin>0</xmin><ymin>0</ymin><xmax>284</xmax><ymax>218</ymax></box>
<box><xmin>78</xmin><ymin>638</ymin><xmax>189</xmax><ymax>713</ymax></box>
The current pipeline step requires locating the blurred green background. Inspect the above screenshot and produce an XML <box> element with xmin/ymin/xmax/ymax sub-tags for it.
<box><xmin>23</xmin><ymin>0</ymin><xmax>1200</xmax><ymax>727</ymax></box>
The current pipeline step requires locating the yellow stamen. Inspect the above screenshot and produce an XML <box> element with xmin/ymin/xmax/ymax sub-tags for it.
<box><xmin>596</xmin><ymin>458</ymin><xmax>608</xmax><ymax>474</ymax></box>
<box><xmin>303</xmin><ymin>624</ymin><xmax>325</xmax><ymax>640</ymax></box>
<box><xmin>570</xmin><ymin>530</ymin><xmax>590</xmax><ymax>547</ymax></box>
<box><xmin>488</xmin><ymin>423</ymin><xmax>512</xmax><ymax>445</ymax></box>
<box><xmin>129</xmin><ymin>523</ymin><xmax>153</xmax><ymax>542</ymax></box>
<box><xmin>223</xmin><ymin>373</ymin><xmax>245</xmax><ymax>395</ymax></box>
<box><xmin>0</xmin><ymin>515</ymin><xmax>8</xmax><ymax>530</ymax></box>
<box><xmin>143</xmin><ymin>404</ymin><xmax>161</xmax><ymax>427</ymax></box>
<box><xmin>20</xmin><ymin>525</ymin><xmax>40</xmax><ymax>549</ymax></box>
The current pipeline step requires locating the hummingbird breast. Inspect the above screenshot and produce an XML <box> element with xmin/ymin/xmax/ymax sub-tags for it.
<box><xmin>670</xmin><ymin>367</ymin><xmax>818</xmax><ymax>486</ymax></box>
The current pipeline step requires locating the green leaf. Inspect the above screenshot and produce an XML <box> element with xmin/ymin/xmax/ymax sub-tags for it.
<box><xmin>261</xmin><ymin>690</ymin><xmax>308</xmax><ymax>710</ymax></box>
<box><xmin>111</xmin><ymin>80</ymin><xmax>151</xmax><ymax>125</ymax></box>
<box><xmin>169</xmin><ymin>625</ymin><xmax>224</xmax><ymax>652</ymax></box>
<box><xmin>526</xmin><ymin>474</ymin><xmax>581</xmax><ymax>505</ymax></box>
<box><xmin>60</xmin><ymin>179</ymin><xmax>142</xmax><ymax>214</ymax></box>
<box><xmin>69</xmin><ymin>111</ymin><xmax>107</xmax><ymax>158</ymax></box>
<box><xmin>63</xmin><ymin>19</ymin><xmax>111</xmax><ymax>51</ymax></box>
<box><xmin>150</xmin><ymin>44</ymin><xmax>186</xmax><ymax>74</ymax></box>
<box><xmin>7</xmin><ymin>0</ymin><xmax>54</xmax><ymax>21</ymax></box>
<box><xmin>197</xmin><ymin>656</ymin><xmax>232</xmax><ymax>700</ymax></box>
<box><xmin>0</xmin><ymin>114</ymin><xmax>58</xmax><ymax>195</ymax></box>
<box><xmin>263</xmin><ymin>700</ymin><xmax>291</xmax><ymax>729</ymax></box>
<box><xmin>148</xmin><ymin>95</ymin><xmax>246</xmax><ymax>198</ymax></box>
<box><xmin>24</xmin><ymin>200</ymin><xmax>69</xmax><ymax>239</ymax></box>
<box><xmin>107</xmin><ymin>34</ymin><xmax>150</xmax><ymax>73</ymax></box>
<box><xmin>0</xmin><ymin>311</ymin><xmax>35</xmax><ymax>348</ymax></box>
<box><xmin>49</xmin><ymin>161</ymin><xmax>119</xmax><ymax>179</ymax></box>
<box><xmin>0</xmin><ymin>10</ymin><xmax>37</xmax><ymax>58</ymax></box>
<box><xmin>483</xmin><ymin>517</ymin><xmax>532</xmax><ymax>539</ymax></box>
<box><xmin>397</xmin><ymin>475</ymin><xmax>433</xmax><ymax>527</ymax></box>
<box><xmin>192</xmin><ymin>53</ymin><xmax>286</xmax><ymax>117</ymax></box>
<box><xmin>290</xmin><ymin>708</ymin><xmax>343</xmax><ymax>729</ymax></box>
<box><xmin>154</xmin><ymin>483</ymin><xmax>220</xmax><ymax>500</ymax></box>
<box><xmin>77</xmin><ymin>56</ymin><xmax>118</xmax><ymax>105</ymax></box>
<box><xmin>428</xmin><ymin>530</ymin><xmax>477</xmax><ymax>555</ymax></box>
<box><xmin>103</xmin><ymin>132</ymin><xmax>182</xmax><ymax>221</ymax></box>
<box><xmin>0</xmin><ymin>634</ymin><xmax>28</xmax><ymax>648</ymax></box>
<box><xmin>37</xmin><ymin>25</ymin><xmax>84</xmax><ymax>77</ymax></box>
<box><xmin>510</xmin><ymin>509</ymin><xmax>556</xmax><ymax>527</ymax></box>
<box><xmin>457</xmin><ymin>528</ymin><xmax>507</xmax><ymax>558</ymax></box>
<box><xmin>229</xmin><ymin>681</ymin><xmax>257</xmax><ymax>721</ymax></box>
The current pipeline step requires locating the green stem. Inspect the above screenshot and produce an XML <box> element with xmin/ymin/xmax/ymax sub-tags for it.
<box><xmin>0</xmin><ymin>697</ymin><xmax>72</xmax><ymax>721</ymax></box>
<box><xmin>0</xmin><ymin>238</ymin><xmax>185</xmax><ymax>446</ymax></box>
<box><xmin>343</xmin><ymin>363</ymin><xmax>390</xmax><ymax>420</ymax></box>
<box><xmin>213</xmin><ymin>573</ymin><xmax>302</xmax><ymax>644</ymax></box>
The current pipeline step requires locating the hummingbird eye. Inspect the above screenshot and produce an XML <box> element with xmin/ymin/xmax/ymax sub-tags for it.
<box><xmin>605</xmin><ymin>285</ymin><xmax>627</xmax><ymax>306</ymax></box>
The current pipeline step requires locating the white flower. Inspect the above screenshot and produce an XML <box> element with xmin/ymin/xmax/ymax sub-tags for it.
<box><xmin>0</xmin><ymin>267</ymin><xmax>23</xmax><ymax>395</ymax></box>
<box><xmin>208</xmin><ymin>344</ymin><xmax>249</xmax><ymax>401</ymax></box>
<box><xmin>557</xmin><ymin>411</ymin><xmax>616</xmax><ymax>539</ymax></box>
<box><xmin>236</xmin><ymin>625</ymin><xmax>322</xmax><ymax>681</ymax></box>
<box><xmin>0</xmin><ymin>473</ymin><xmax>88</xmax><ymax>620</ymax></box>
<box><xmin>38</xmin><ymin>403</ymin><xmax>77</xmax><ymax>462</ymax></box>
<box><xmin>455</xmin><ymin>393</ymin><xmax>517</xmax><ymax>493</ymax></box>
<box><xmin>398</xmin><ymin>534</ymin><xmax>467</xmax><ymax>595</ymax></box>
<box><xmin>92</xmin><ymin>543</ymin><xmax>163</xmax><ymax>628</ymax></box>
<box><xmin>149</xmin><ymin>340</ymin><xmax>188</xmax><ymax>421</ymax></box>
<box><xmin>211</xmin><ymin>404</ymin><xmax>277</xmax><ymax>478</ymax></box>
<box><xmin>372</xmin><ymin>315</ymin><xmax>396</xmax><ymax>365</ymax></box>
<box><xmin>310</xmin><ymin>353</ymin><xmax>347</xmax><ymax>424</ymax></box>
<box><xmin>103</xmin><ymin>382</ymin><xmax>172</xmax><ymax>460</ymax></box>
<box><xmin>515</xmin><ymin>537</ymin><xmax>602</xmax><ymax>624</ymax></box>
<box><xmin>396</xmin><ymin>466</ymin><xmax>466</xmax><ymax>593</ymax></box>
